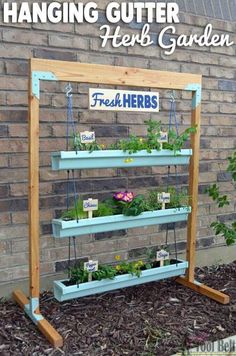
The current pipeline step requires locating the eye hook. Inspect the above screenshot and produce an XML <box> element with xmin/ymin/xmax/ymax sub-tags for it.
<box><xmin>169</xmin><ymin>90</ymin><xmax>176</xmax><ymax>103</ymax></box>
<box><xmin>65</xmin><ymin>83</ymin><xmax>73</xmax><ymax>97</ymax></box>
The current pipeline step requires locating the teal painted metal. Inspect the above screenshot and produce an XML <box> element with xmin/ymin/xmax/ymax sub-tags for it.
<box><xmin>194</xmin><ymin>280</ymin><xmax>202</xmax><ymax>286</ymax></box>
<box><xmin>53</xmin><ymin>260</ymin><xmax>188</xmax><ymax>301</ymax></box>
<box><xmin>24</xmin><ymin>297</ymin><xmax>44</xmax><ymax>325</ymax></box>
<box><xmin>51</xmin><ymin>149</ymin><xmax>192</xmax><ymax>170</ymax></box>
<box><xmin>185</xmin><ymin>83</ymin><xmax>202</xmax><ymax>109</ymax></box>
<box><xmin>32</xmin><ymin>71</ymin><xmax>57</xmax><ymax>99</ymax></box>
<box><xmin>52</xmin><ymin>207</ymin><xmax>191</xmax><ymax>238</ymax></box>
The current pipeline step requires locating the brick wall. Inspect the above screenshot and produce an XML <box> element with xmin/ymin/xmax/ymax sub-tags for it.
<box><xmin>0</xmin><ymin>0</ymin><xmax>235</xmax><ymax>289</ymax></box>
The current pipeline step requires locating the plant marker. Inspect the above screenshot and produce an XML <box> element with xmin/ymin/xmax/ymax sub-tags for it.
<box><xmin>158</xmin><ymin>131</ymin><xmax>168</xmax><ymax>150</ymax></box>
<box><xmin>83</xmin><ymin>198</ymin><xmax>98</xmax><ymax>219</ymax></box>
<box><xmin>84</xmin><ymin>260</ymin><xmax>98</xmax><ymax>282</ymax></box>
<box><xmin>80</xmin><ymin>131</ymin><xmax>95</xmax><ymax>144</ymax></box>
<box><xmin>158</xmin><ymin>192</ymin><xmax>171</xmax><ymax>210</ymax></box>
<box><xmin>156</xmin><ymin>249</ymin><xmax>169</xmax><ymax>267</ymax></box>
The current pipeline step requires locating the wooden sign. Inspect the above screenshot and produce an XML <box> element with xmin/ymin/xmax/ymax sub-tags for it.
<box><xmin>83</xmin><ymin>198</ymin><xmax>98</xmax><ymax>218</ymax></box>
<box><xmin>156</xmin><ymin>249</ymin><xmax>169</xmax><ymax>267</ymax></box>
<box><xmin>89</xmin><ymin>88</ymin><xmax>159</xmax><ymax>112</ymax></box>
<box><xmin>84</xmin><ymin>260</ymin><xmax>98</xmax><ymax>282</ymax></box>
<box><xmin>158</xmin><ymin>192</ymin><xmax>170</xmax><ymax>210</ymax></box>
<box><xmin>80</xmin><ymin>131</ymin><xmax>95</xmax><ymax>144</ymax></box>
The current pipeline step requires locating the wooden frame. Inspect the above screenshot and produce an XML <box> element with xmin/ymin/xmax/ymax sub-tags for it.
<box><xmin>13</xmin><ymin>58</ymin><xmax>230</xmax><ymax>348</ymax></box>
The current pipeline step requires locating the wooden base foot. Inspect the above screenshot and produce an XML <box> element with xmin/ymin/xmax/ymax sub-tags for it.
<box><xmin>38</xmin><ymin>319</ymin><xmax>63</xmax><ymax>348</ymax></box>
<box><xmin>12</xmin><ymin>289</ymin><xmax>63</xmax><ymax>348</ymax></box>
<box><xmin>176</xmin><ymin>277</ymin><xmax>230</xmax><ymax>305</ymax></box>
<box><xmin>12</xmin><ymin>289</ymin><xmax>29</xmax><ymax>308</ymax></box>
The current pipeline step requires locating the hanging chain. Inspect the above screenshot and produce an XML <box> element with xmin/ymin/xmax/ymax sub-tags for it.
<box><xmin>68</xmin><ymin>237</ymin><xmax>71</xmax><ymax>278</ymax></box>
<box><xmin>165</xmin><ymin>91</ymin><xmax>180</xmax><ymax>264</ymax></box>
<box><xmin>72</xmin><ymin>169</ymin><xmax>79</xmax><ymax>222</ymax></box>
<box><xmin>65</xmin><ymin>84</ymin><xmax>79</xmax><ymax>276</ymax></box>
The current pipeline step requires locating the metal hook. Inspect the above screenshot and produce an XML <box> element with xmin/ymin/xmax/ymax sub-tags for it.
<box><xmin>65</xmin><ymin>83</ymin><xmax>73</xmax><ymax>97</ymax></box>
<box><xmin>169</xmin><ymin>90</ymin><xmax>176</xmax><ymax>103</ymax></box>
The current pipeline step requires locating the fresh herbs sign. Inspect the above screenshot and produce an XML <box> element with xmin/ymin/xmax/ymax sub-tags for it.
<box><xmin>89</xmin><ymin>89</ymin><xmax>159</xmax><ymax>112</ymax></box>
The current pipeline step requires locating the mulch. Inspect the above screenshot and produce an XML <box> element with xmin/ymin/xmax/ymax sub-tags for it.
<box><xmin>0</xmin><ymin>261</ymin><xmax>235</xmax><ymax>356</ymax></box>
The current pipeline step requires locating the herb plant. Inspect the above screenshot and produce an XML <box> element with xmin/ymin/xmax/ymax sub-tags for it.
<box><xmin>72</xmin><ymin>134</ymin><xmax>103</xmax><ymax>152</ymax></box>
<box><xmin>72</xmin><ymin>120</ymin><xmax>196</xmax><ymax>154</ymax></box>
<box><xmin>61</xmin><ymin>187</ymin><xmax>191</xmax><ymax>221</ymax></box>
<box><xmin>61</xmin><ymin>199</ymin><xmax>114</xmax><ymax>220</ymax></box>
<box><xmin>146</xmin><ymin>187</ymin><xmax>190</xmax><ymax>211</ymax></box>
<box><xmin>163</xmin><ymin>126</ymin><xmax>197</xmax><ymax>152</ymax></box>
<box><xmin>115</xmin><ymin>256</ymin><xmax>144</xmax><ymax>277</ymax></box>
<box><xmin>68</xmin><ymin>264</ymin><xmax>117</xmax><ymax>284</ymax></box>
<box><xmin>93</xmin><ymin>264</ymin><xmax>117</xmax><ymax>281</ymax></box>
<box><xmin>69</xmin><ymin>264</ymin><xmax>88</xmax><ymax>285</ymax></box>
<box><xmin>67</xmin><ymin>252</ymin><xmax>179</xmax><ymax>286</ymax></box>
<box><xmin>114</xmin><ymin>135</ymin><xmax>146</xmax><ymax>154</ymax></box>
<box><xmin>105</xmin><ymin>193</ymin><xmax>147</xmax><ymax>216</ymax></box>
<box><xmin>122</xmin><ymin>194</ymin><xmax>147</xmax><ymax>216</ymax></box>
<box><xmin>145</xmin><ymin>119</ymin><xmax>162</xmax><ymax>152</ymax></box>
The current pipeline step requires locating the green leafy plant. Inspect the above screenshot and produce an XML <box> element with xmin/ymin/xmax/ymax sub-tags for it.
<box><xmin>61</xmin><ymin>200</ymin><xmax>114</xmax><ymax>220</ymax></box>
<box><xmin>110</xmin><ymin>120</ymin><xmax>162</xmax><ymax>154</ymax></box>
<box><xmin>68</xmin><ymin>264</ymin><xmax>117</xmax><ymax>285</ymax></box>
<box><xmin>61</xmin><ymin>186</ymin><xmax>191</xmax><ymax>222</ymax></box>
<box><xmin>105</xmin><ymin>193</ymin><xmax>147</xmax><ymax>217</ymax></box>
<box><xmin>227</xmin><ymin>151</ymin><xmax>236</xmax><ymax>181</ymax></box>
<box><xmin>61</xmin><ymin>200</ymin><xmax>87</xmax><ymax>220</ymax></box>
<box><xmin>167</xmin><ymin>187</ymin><xmax>190</xmax><ymax>208</ymax></box>
<box><xmin>206</xmin><ymin>149</ymin><xmax>236</xmax><ymax>246</ymax></box>
<box><xmin>146</xmin><ymin>187</ymin><xmax>190</xmax><ymax>211</ymax></box>
<box><xmin>115</xmin><ymin>256</ymin><xmax>144</xmax><ymax>277</ymax></box>
<box><xmin>114</xmin><ymin>135</ymin><xmax>146</xmax><ymax>154</ymax></box>
<box><xmin>122</xmin><ymin>194</ymin><xmax>147</xmax><ymax>216</ymax></box>
<box><xmin>163</xmin><ymin>126</ymin><xmax>197</xmax><ymax>152</ymax></box>
<box><xmin>205</xmin><ymin>184</ymin><xmax>229</xmax><ymax>208</ymax></box>
<box><xmin>145</xmin><ymin>119</ymin><xmax>162</xmax><ymax>152</ymax></box>
<box><xmin>72</xmin><ymin>120</ymin><xmax>196</xmax><ymax>154</ymax></box>
<box><xmin>69</xmin><ymin>264</ymin><xmax>89</xmax><ymax>285</ymax></box>
<box><xmin>93</xmin><ymin>264</ymin><xmax>117</xmax><ymax>281</ymax></box>
<box><xmin>146</xmin><ymin>247</ymin><xmax>157</xmax><ymax>265</ymax></box>
<box><xmin>67</xmin><ymin>253</ymin><xmax>180</xmax><ymax>286</ymax></box>
<box><xmin>211</xmin><ymin>221</ymin><xmax>236</xmax><ymax>246</ymax></box>
<box><xmin>72</xmin><ymin>134</ymin><xmax>104</xmax><ymax>152</ymax></box>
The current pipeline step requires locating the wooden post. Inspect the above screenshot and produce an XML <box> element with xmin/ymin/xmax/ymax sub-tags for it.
<box><xmin>186</xmin><ymin>92</ymin><xmax>201</xmax><ymax>282</ymax></box>
<box><xmin>28</xmin><ymin>61</ymin><xmax>40</xmax><ymax>299</ymax></box>
<box><xmin>176</xmin><ymin>86</ymin><xmax>229</xmax><ymax>304</ymax></box>
<box><xmin>12</xmin><ymin>59</ymin><xmax>63</xmax><ymax>348</ymax></box>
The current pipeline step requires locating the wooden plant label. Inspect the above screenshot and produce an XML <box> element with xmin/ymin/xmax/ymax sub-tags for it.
<box><xmin>84</xmin><ymin>260</ymin><xmax>98</xmax><ymax>282</ymax></box>
<box><xmin>83</xmin><ymin>198</ymin><xmax>98</xmax><ymax>218</ymax></box>
<box><xmin>80</xmin><ymin>131</ymin><xmax>95</xmax><ymax>143</ymax></box>
<box><xmin>158</xmin><ymin>131</ymin><xmax>168</xmax><ymax>149</ymax></box>
<box><xmin>156</xmin><ymin>249</ymin><xmax>169</xmax><ymax>267</ymax></box>
<box><xmin>158</xmin><ymin>192</ymin><xmax>170</xmax><ymax>210</ymax></box>
<box><xmin>84</xmin><ymin>260</ymin><xmax>98</xmax><ymax>273</ymax></box>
